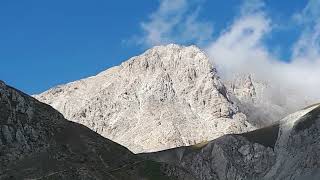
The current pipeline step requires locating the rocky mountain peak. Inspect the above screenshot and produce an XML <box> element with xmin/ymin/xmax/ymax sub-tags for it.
<box><xmin>228</xmin><ymin>74</ymin><xmax>257</xmax><ymax>102</ymax></box>
<box><xmin>225</xmin><ymin>73</ymin><xmax>315</xmax><ymax>127</ymax></box>
<box><xmin>0</xmin><ymin>81</ymin><xmax>190</xmax><ymax>179</ymax></box>
<box><xmin>2</xmin><ymin>79</ymin><xmax>320</xmax><ymax>179</ymax></box>
<box><xmin>35</xmin><ymin>44</ymin><xmax>254</xmax><ymax>153</ymax></box>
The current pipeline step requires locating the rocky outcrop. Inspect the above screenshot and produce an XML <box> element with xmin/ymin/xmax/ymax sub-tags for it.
<box><xmin>225</xmin><ymin>73</ymin><xmax>315</xmax><ymax>128</ymax></box>
<box><xmin>0</xmin><ymin>80</ymin><xmax>190</xmax><ymax>180</ymax></box>
<box><xmin>142</xmin><ymin>103</ymin><xmax>320</xmax><ymax>180</ymax></box>
<box><xmin>226</xmin><ymin>74</ymin><xmax>287</xmax><ymax>127</ymax></box>
<box><xmin>35</xmin><ymin>44</ymin><xmax>254</xmax><ymax>153</ymax></box>
<box><xmin>264</xmin><ymin>103</ymin><xmax>320</xmax><ymax>179</ymax></box>
<box><xmin>142</xmin><ymin>135</ymin><xmax>276</xmax><ymax>180</ymax></box>
<box><xmin>2</xmin><ymin>43</ymin><xmax>320</xmax><ymax>179</ymax></box>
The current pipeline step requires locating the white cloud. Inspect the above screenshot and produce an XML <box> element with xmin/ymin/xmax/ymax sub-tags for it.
<box><xmin>206</xmin><ymin>0</ymin><xmax>320</xmax><ymax>109</ymax></box>
<box><xmin>239</xmin><ymin>0</ymin><xmax>265</xmax><ymax>16</ymax></box>
<box><xmin>293</xmin><ymin>0</ymin><xmax>320</xmax><ymax>25</ymax></box>
<box><xmin>138</xmin><ymin>0</ymin><xmax>213</xmax><ymax>46</ymax></box>
<box><xmin>292</xmin><ymin>0</ymin><xmax>320</xmax><ymax>61</ymax></box>
<box><xmin>206</xmin><ymin>12</ymin><xmax>272</xmax><ymax>79</ymax></box>
<box><xmin>134</xmin><ymin>0</ymin><xmax>320</xmax><ymax>109</ymax></box>
<box><xmin>205</xmin><ymin>0</ymin><xmax>273</xmax><ymax>81</ymax></box>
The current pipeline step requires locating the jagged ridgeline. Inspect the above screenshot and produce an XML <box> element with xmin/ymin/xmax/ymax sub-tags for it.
<box><xmin>1</xmin><ymin>80</ymin><xmax>320</xmax><ymax>179</ymax></box>
<box><xmin>35</xmin><ymin>44</ymin><xmax>307</xmax><ymax>154</ymax></box>
<box><xmin>0</xmin><ymin>81</ymin><xmax>192</xmax><ymax>179</ymax></box>
<box><xmin>35</xmin><ymin>44</ymin><xmax>255</xmax><ymax>153</ymax></box>
<box><xmin>2</xmin><ymin>44</ymin><xmax>319</xmax><ymax>180</ymax></box>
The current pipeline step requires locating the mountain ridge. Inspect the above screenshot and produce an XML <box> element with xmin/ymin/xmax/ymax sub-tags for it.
<box><xmin>0</xmin><ymin>80</ymin><xmax>192</xmax><ymax>179</ymax></box>
<box><xmin>140</xmin><ymin>103</ymin><xmax>320</xmax><ymax>179</ymax></box>
<box><xmin>35</xmin><ymin>44</ymin><xmax>254</xmax><ymax>153</ymax></box>
<box><xmin>2</xmin><ymin>78</ymin><xmax>320</xmax><ymax>179</ymax></box>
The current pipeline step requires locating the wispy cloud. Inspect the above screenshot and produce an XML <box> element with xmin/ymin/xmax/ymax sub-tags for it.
<box><xmin>206</xmin><ymin>1</ymin><xmax>272</xmax><ymax>79</ymax></box>
<box><xmin>133</xmin><ymin>0</ymin><xmax>320</xmax><ymax>109</ymax></box>
<box><xmin>292</xmin><ymin>0</ymin><xmax>320</xmax><ymax>61</ymax></box>
<box><xmin>206</xmin><ymin>0</ymin><xmax>320</xmax><ymax>108</ymax></box>
<box><xmin>137</xmin><ymin>0</ymin><xmax>213</xmax><ymax>46</ymax></box>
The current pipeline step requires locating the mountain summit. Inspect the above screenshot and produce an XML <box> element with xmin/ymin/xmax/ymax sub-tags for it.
<box><xmin>3</xmin><ymin>44</ymin><xmax>320</xmax><ymax>179</ymax></box>
<box><xmin>0</xmin><ymin>80</ymin><xmax>186</xmax><ymax>179</ymax></box>
<box><xmin>35</xmin><ymin>44</ymin><xmax>254</xmax><ymax>153</ymax></box>
<box><xmin>2</xmin><ymin>79</ymin><xmax>320</xmax><ymax>179</ymax></box>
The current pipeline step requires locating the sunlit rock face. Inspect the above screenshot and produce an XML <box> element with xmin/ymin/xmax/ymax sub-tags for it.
<box><xmin>225</xmin><ymin>73</ymin><xmax>314</xmax><ymax>128</ymax></box>
<box><xmin>0</xmin><ymin>81</ymin><xmax>190</xmax><ymax>180</ymax></box>
<box><xmin>142</xmin><ymin>104</ymin><xmax>320</xmax><ymax>180</ymax></box>
<box><xmin>35</xmin><ymin>44</ymin><xmax>254</xmax><ymax>153</ymax></box>
<box><xmin>226</xmin><ymin>74</ymin><xmax>287</xmax><ymax>127</ymax></box>
<box><xmin>4</xmin><ymin>42</ymin><xmax>320</xmax><ymax>179</ymax></box>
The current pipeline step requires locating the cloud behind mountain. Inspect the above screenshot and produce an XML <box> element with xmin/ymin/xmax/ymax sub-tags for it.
<box><xmin>135</xmin><ymin>0</ymin><xmax>320</xmax><ymax>108</ymax></box>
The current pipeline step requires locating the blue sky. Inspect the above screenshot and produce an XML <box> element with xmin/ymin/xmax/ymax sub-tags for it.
<box><xmin>0</xmin><ymin>0</ymin><xmax>315</xmax><ymax>94</ymax></box>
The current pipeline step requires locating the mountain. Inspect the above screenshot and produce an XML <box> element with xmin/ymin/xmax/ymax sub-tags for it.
<box><xmin>35</xmin><ymin>44</ymin><xmax>254</xmax><ymax>153</ymax></box>
<box><xmin>2</xmin><ymin>43</ymin><xmax>320</xmax><ymax>179</ymax></box>
<box><xmin>141</xmin><ymin>103</ymin><xmax>320</xmax><ymax>179</ymax></box>
<box><xmin>226</xmin><ymin>74</ymin><xmax>314</xmax><ymax>128</ymax></box>
<box><xmin>2</xmin><ymin>79</ymin><xmax>320</xmax><ymax>179</ymax></box>
<box><xmin>0</xmin><ymin>80</ymin><xmax>192</xmax><ymax>179</ymax></box>
<box><xmin>226</xmin><ymin>74</ymin><xmax>287</xmax><ymax>127</ymax></box>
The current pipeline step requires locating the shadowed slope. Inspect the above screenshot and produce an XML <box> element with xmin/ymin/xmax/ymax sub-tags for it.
<box><xmin>35</xmin><ymin>44</ymin><xmax>254</xmax><ymax>153</ymax></box>
<box><xmin>0</xmin><ymin>80</ymin><xmax>191</xmax><ymax>180</ymax></box>
<box><xmin>140</xmin><ymin>104</ymin><xmax>320</xmax><ymax>180</ymax></box>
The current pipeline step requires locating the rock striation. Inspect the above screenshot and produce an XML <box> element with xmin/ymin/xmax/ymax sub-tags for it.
<box><xmin>226</xmin><ymin>74</ymin><xmax>287</xmax><ymax>127</ymax></box>
<box><xmin>226</xmin><ymin>74</ymin><xmax>314</xmax><ymax>128</ymax></box>
<box><xmin>35</xmin><ymin>44</ymin><xmax>254</xmax><ymax>153</ymax></box>
<box><xmin>0</xmin><ymin>80</ymin><xmax>190</xmax><ymax>180</ymax></box>
<box><xmin>2</xmin><ymin>42</ymin><xmax>320</xmax><ymax>179</ymax></box>
<box><xmin>142</xmin><ymin>103</ymin><xmax>320</xmax><ymax>180</ymax></box>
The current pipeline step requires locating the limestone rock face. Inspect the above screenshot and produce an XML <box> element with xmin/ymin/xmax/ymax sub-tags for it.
<box><xmin>0</xmin><ymin>80</ymin><xmax>58</xmax><ymax>167</ymax></box>
<box><xmin>226</xmin><ymin>74</ymin><xmax>315</xmax><ymax>128</ymax></box>
<box><xmin>35</xmin><ymin>44</ymin><xmax>254</xmax><ymax>153</ymax></box>
<box><xmin>0</xmin><ymin>81</ymin><xmax>189</xmax><ymax>180</ymax></box>
<box><xmin>264</xmin><ymin>104</ymin><xmax>320</xmax><ymax>179</ymax></box>
<box><xmin>142</xmin><ymin>104</ymin><xmax>320</xmax><ymax>180</ymax></box>
<box><xmin>3</xmin><ymin>79</ymin><xmax>319</xmax><ymax>179</ymax></box>
<box><xmin>142</xmin><ymin>135</ymin><xmax>276</xmax><ymax>180</ymax></box>
<box><xmin>226</xmin><ymin>74</ymin><xmax>293</xmax><ymax>127</ymax></box>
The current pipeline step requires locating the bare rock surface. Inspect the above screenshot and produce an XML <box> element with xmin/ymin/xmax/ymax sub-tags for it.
<box><xmin>35</xmin><ymin>44</ymin><xmax>254</xmax><ymax>153</ymax></box>
<box><xmin>225</xmin><ymin>74</ymin><xmax>313</xmax><ymax>127</ymax></box>
<box><xmin>226</xmin><ymin>74</ymin><xmax>287</xmax><ymax>127</ymax></box>
<box><xmin>142</xmin><ymin>134</ymin><xmax>276</xmax><ymax>180</ymax></box>
<box><xmin>264</xmin><ymin>103</ymin><xmax>320</xmax><ymax>179</ymax></box>
<box><xmin>2</xmin><ymin>40</ymin><xmax>320</xmax><ymax>179</ymax></box>
<box><xmin>141</xmin><ymin>104</ymin><xmax>320</xmax><ymax>180</ymax></box>
<box><xmin>0</xmin><ymin>80</ymin><xmax>190</xmax><ymax>180</ymax></box>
